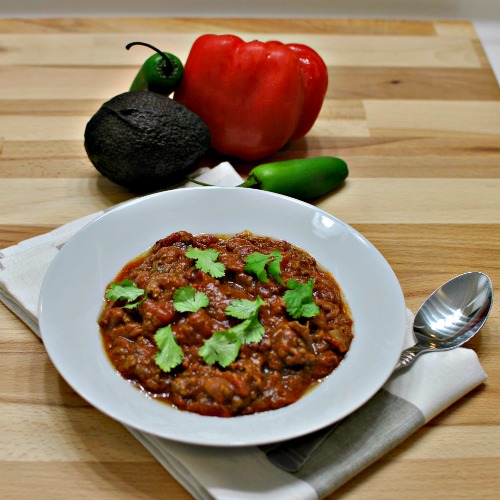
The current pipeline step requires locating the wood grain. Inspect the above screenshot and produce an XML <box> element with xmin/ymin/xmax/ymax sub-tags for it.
<box><xmin>1</xmin><ymin>17</ymin><xmax>499</xmax><ymax>500</ymax></box>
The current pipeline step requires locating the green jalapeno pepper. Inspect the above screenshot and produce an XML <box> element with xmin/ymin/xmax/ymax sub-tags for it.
<box><xmin>188</xmin><ymin>157</ymin><xmax>348</xmax><ymax>201</ymax></box>
<box><xmin>126</xmin><ymin>41</ymin><xmax>184</xmax><ymax>95</ymax></box>
<box><xmin>238</xmin><ymin>156</ymin><xmax>348</xmax><ymax>201</ymax></box>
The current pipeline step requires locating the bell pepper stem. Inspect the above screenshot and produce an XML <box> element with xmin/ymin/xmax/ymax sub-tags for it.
<box><xmin>126</xmin><ymin>41</ymin><xmax>174</xmax><ymax>76</ymax></box>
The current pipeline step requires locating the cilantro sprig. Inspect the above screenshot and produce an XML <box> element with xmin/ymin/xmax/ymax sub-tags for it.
<box><xmin>244</xmin><ymin>250</ymin><xmax>320</xmax><ymax>319</ymax></box>
<box><xmin>225</xmin><ymin>297</ymin><xmax>266</xmax><ymax>344</ymax></box>
<box><xmin>153</xmin><ymin>286</ymin><xmax>209</xmax><ymax>373</ymax></box>
<box><xmin>186</xmin><ymin>247</ymin><xmax>226</xmax><ymax>278</ymax></box>
<box><xmin>225</xmin><ymin>297</ymin><xmax>264</xmax><ymax>319</ymax></box>
<box><xmin>154</xmin><ymin>325</ymin><xmax>184</xmax><ymax>372</ymax></box>
<box><xmin>199</xmin><ymin>296</ymin><xmax>265</xmax><ymax>367</ymax></box>
<box><xmin>245</xmin><ymin>250</ymin><xmax>284</xmax><ymax>284</ymax></box>
<box><xmin>173</xmin><ymin>286</ymin><xmax>209</xmax><ymax>313</ymax></box>
<box><xmin>283</xmin><ymin>278</ymin><xmax>320</xmax><ymax>319</ymax></box>
<box><xmin>105</xmin><ymin>280</ymin><xmax>146</xmax><ymax>309</ymax></box>
<box><xmin>197</xmin><ymin>330</ymin><xmax>240</xmax><ymax>367</ymax></box>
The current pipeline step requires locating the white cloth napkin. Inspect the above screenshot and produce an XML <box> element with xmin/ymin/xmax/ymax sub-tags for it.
<box><xmin>0</xmin><ymin>162</ymin><xmax>487</xmax><ymax>500</ymax></box>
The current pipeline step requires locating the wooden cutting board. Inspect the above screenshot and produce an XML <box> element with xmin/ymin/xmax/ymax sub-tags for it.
<box><xmin>0</xmin><ymin>17</ymin><xmax>499</xmax><ymax>500</ymax></box>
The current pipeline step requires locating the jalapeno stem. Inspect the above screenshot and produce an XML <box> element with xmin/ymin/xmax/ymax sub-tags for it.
<box><xmin>126</xmin><ymin>41</ymin><xmax>174</xmax><ymax>76</ymax></box>
<box><xmin>237</xmin><ymin>174</ymin><xmax>260</xmax><ymax>189</ymax></box>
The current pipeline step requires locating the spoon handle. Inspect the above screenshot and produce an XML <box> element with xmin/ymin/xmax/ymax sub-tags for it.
<box><xmin>394</xmin><ymin>346</ymin><xmax>424</xmax><ymax>371</ymax></box>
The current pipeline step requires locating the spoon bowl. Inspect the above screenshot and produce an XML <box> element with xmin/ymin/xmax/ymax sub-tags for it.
<box><xmin>396</xmin><ymin>271</ymin><xmax>493</xmax><ymax>370</ymax></box>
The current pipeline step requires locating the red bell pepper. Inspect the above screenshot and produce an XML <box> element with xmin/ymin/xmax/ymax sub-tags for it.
<box><xmin>173</xmin><ymin>34</ymin><xmax>328</xmax><ymax>161</ymax></box>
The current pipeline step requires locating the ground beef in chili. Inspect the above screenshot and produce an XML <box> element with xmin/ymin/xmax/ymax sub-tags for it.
<box><xmin>98</xmin><ymin>231</ymin><xmax>354</xmax><ymax>417</ymax></box>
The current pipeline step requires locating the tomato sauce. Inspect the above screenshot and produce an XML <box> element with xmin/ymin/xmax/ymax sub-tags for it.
<box><xmin>98</xmin><ymin>231</ymin><xmax>354</xmax><ymax>417</ymax></box>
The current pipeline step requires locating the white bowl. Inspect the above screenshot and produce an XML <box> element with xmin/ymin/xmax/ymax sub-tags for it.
<box><xmin>39</xmin><ymin>187</ymin><xmax>406</xmax><ymax>447</ymax></box>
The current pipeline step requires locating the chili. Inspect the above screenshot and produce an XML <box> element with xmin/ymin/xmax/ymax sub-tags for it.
<box><xmin>98</xmin><ymin>231</ymin><xmax>354</xmax><ymax>417</ymax></box>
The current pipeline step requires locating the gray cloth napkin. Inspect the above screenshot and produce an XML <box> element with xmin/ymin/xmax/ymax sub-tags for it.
<box><xmin>0</xmin><ymin>163</ymin><xmax>487</xmax><ymax>500</ymax></box>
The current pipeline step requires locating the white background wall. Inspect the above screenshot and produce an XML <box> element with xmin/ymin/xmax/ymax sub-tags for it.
<box><xmin>0</xmin><ymin>1</ymin><xmax>498</xmax><ymax>20</ymax></box>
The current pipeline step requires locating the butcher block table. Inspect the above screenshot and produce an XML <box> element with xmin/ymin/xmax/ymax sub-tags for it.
<box><xmin>1</xmin><ymin>17</ymin><xmax>499</xmax><ymax>499</ymax></box>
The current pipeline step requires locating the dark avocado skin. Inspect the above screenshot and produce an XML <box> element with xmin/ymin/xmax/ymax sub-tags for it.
<box><xmin>84</xmin><ymin>91</ymin><xmax>211</xmax><ymax>192</ymax></box>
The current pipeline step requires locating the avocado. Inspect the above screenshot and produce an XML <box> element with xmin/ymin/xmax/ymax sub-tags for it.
<box><xmin>84</xmin><ymin>91</ymin><xmax>210</xmax><ymax>192</ymax></box>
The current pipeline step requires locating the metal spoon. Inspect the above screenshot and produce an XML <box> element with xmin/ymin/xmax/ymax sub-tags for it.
<box><xmin>395</xmin><ymin>271</ymin><xmax>493</xmax><ymax>371</ymax></box>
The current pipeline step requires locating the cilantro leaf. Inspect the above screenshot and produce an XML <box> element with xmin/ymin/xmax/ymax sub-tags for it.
<box><xmin>186</xmin><ymin>247</ymin><xmax>226</xmax><ymax>278</ymax></box>
<box><xmin>283</xmin><ymin>279</ymin><xmax>320</xmax><ymax>319</ymax></box>
<box><xmin>105</xmin><ymin>280</ymin><xmax>146</xmax><ymax>309</ymax></box>
<box><xmin>225</xmin><ymin>296</ymin><xmax>265</xmax><ymax>319</ymax></box>
<box><xmin>267</xmin><ymin>250</ymin><xmax>284</xmax><ymax>285</ymax></box>
<box><xmin>199</xmin><ymin>296</ymin><xmax>266</xmax><ymax>367</ymax></box>
<box><xmin>199</xmin><ymin>330</ymin><xmax>241</xmax><ymax>367</ymax></box>
<box><xmin>154</xmin><ymin>325</ymin><xmax>184</xmax><ymax>372</ymax></box>
<box><xmin>244</xmin><ymin>253</ymin><xmax>270</xmax><ymax>282</ymax></box>
<box><xmin>225</xmin><ymin>296</ymin><xmax>265</xmax><ymax>343</ymax></box>
<box><xmin>229</xmin><ymin>314</ymin><xmax>266</xmax><ymax>345</ymax></box>
<box><xmin>244</xmin><ymin>250</ymin><xmax>284</xmax><ymax>284</ymax></box>
<box><xmin>173</xmin><ymin>286</ymin><xmax>209</xmax><ymax>313</ymax></box>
